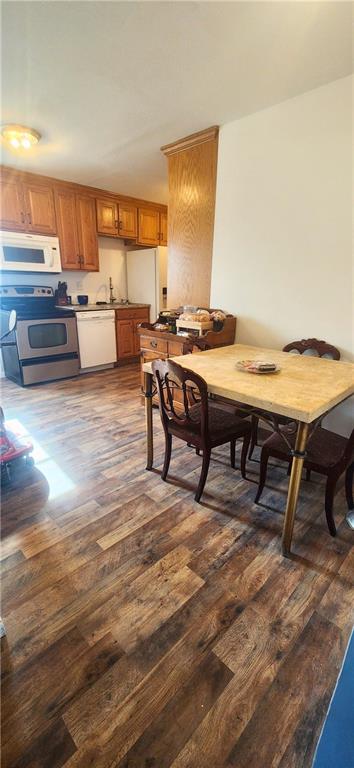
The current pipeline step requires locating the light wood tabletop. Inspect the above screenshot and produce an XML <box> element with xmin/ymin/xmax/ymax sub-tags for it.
<box><xmin>142</xmin><ymin>343</ymin><xmax>354</xmax><ymax>555</ymax></box>
<box><xmin>143</xmin><ymin>343</ymin><xmax>354</xmax><ymax>423</ymax></box>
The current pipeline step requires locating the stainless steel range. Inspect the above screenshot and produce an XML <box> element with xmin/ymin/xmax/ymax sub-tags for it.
<box><xmin>0</xmin><ymin>285</ymin><xmax>79</xmax><ymax>386</ymax></box>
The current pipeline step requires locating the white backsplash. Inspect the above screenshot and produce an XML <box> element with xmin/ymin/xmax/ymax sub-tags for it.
<box><xmin>0</xmin><ymin>237</ymin><xmax>128</xmax><ymax>304</ymax></box>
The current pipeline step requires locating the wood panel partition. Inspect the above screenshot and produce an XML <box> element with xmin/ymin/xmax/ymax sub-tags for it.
<box><xmin>161</xmin><ymin>126</ymin><xmax>219</xmax><ymax>308</ymax></box>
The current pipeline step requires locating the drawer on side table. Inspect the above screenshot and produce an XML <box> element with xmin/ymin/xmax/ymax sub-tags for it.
<box><xmin>140</xmin><ymin>336</ymin><xmax>168</xmax><ymax>354</ymax></box>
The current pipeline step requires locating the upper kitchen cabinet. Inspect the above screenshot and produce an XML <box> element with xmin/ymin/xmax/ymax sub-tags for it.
<box><xmin>0</xmin><ymin>166</ymin><xmax>166</xmax><ymax>263</ymax></box>
<box><xmin>138</xmin><ymin>207</ymin><xmax>160</xmax><ymax>246</ymax></box>
<box><xmin>137</xmin><ymin>207</ymin><xmax>160</xmax><ymax>246</ymax></box>
<box><xmin>96</xmin><ymin>197</ymin><xmax>118</xmax><ymax>237</ymax></box>
<box><xmin>0</xmin><ymin>174</ymin><xmax>56</xmax><ymax>234</ymax></box>
<box><xmin>0</xmin><ymin>175</ymin><xmax>25</xmax><ymax>230</ymax></box>
<box><xmin>55</xmin><ymin>189</ymin><xmax>99</xmax><ymax>271</ymax></box>
<box><xmin>22</xmin><ymin>182</ymin><xmax>57</xmax><ymax>234</ymax></box>
<box><xmin>137</xmin><ymin>207</ymin><xmax>168</xmax><ymax>246</ymax></box>
<box><xmin>55</xmin><ymin>189</ymin><xmax>81</xmax><ymax>270</ymax></box>
<box><xmin>76</xmin><ymin>194</ymin><xmax>99</xmax><ymax>271</ymax></box>
<box><xmin>96</xmin><ymin>198</ymin><xmax>138</xmax><ymax>240</ymax></box>
<box><xmin>118</xmin><ymin>203</ymin><xmax>137</xmax><ymax>239</ymax></box>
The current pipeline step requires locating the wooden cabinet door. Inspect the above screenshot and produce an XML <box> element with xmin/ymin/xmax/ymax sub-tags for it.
<box><xmin>0</xmin><ymin>177</ymin><xmax>25</xmax><ymax>230</ymax></box>
<box><xmin>22</xmin><ymin>183</ymin><xmax>56</xmax><ymax>234</ymax></box>
<box><xmin>117</xmin><ymin>320</ymin><xmax>135</xmax><ymax>358</ymax></box>
<box><xmin>76</xmin><ymin>195</ymin><xmax>99</xmax><ymax>271</ymax></box>
<box><xmin>55</xmin><ymin>189</ymin><xmax>81</xmax><ymax>270</ymax></box>
<box><xmin>159</xmin><ymin>211</ymin><xmax>168</xmax><ymax>246</ymax></box>
<box><xmin>138</xmin><ymin>207</ymin><xmax>160</xmax><ymax>246</ymax></box>
<box><xmin>118</xmin><ymin>203</ymin><xmax>137</xmax><ymax>239</ymax></box>
<box><xmin>96</xmin><ymin>198</ymin><xmax>119</xmax><ymax>237</ymax></box>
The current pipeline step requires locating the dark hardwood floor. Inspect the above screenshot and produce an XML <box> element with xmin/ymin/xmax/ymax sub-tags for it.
<box><xmin>1</xmin><ymin>364</ymin><xmax>353</xmax><ymax>768</ymax></box>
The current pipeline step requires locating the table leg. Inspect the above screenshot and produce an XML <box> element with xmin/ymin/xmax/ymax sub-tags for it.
<box><xmin>144</xmin><ymin>371</ymin><xmax>154</xmax><ymax>470</ymax></box>
<box><xmin>282</xmin><ymin>421</ymin><xmax>309</xmax><ymax>557</ymax></box>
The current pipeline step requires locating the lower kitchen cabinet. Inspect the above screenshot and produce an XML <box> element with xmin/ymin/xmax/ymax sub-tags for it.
<box><xmin>116</xmin><ymin>307</ymin><xmax>150</xmax><ymax>361</ymax></box>
<box><xmin>116</xmin><ymin>319</ymin><xmax>135</xmax><ymax>358</ymax></box>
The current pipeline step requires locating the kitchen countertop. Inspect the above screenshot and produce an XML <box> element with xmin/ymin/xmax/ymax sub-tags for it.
<box><xmin>57</xmin><ymin>303</ymin><xmax>150</xmax><ymax>312</ymax></box>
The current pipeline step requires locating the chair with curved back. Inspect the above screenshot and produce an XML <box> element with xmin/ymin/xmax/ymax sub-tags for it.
<box><xmin>152</xmin><ymin>359</ymin><xmax>252</xmax><ymax>502</ymax></box>
<box><xmin>254</xmin><ymin>426</ymin><xmax>354</xmax><ymax>536</ymax></box>
<box><xmin>248</xmin><ymin>338</ymin><xmax>341</xmax><ymax>459</ymax></box>
<box><xmin>282</xmin><ymin>338</ymin><xmax>340</xmax><ymax>359</ymax></box>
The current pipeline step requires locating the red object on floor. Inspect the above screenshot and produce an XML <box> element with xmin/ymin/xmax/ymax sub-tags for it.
<box><xmin>0</xmin><ymin>408</ymin><xmax>33</xmax><ymax>466</ymax></box>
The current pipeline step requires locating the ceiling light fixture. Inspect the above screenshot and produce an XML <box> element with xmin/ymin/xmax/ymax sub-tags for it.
<box><xmin>1</xmin><ymin>124</ymin><xmax>41</xmax><ymax>150</ymax></box>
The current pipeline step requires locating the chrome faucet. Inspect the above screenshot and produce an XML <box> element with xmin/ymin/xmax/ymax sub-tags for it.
<box><xmin>109</xmin><ymin>276</ymin><xmax>116</xmax><ymax>304</ymax></box>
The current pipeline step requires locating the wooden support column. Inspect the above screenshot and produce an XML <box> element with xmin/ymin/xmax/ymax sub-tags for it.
<box><xmin>161</xmin><ymin>126</ymin><xmax>219</xmax><ymax>308</ymax></box>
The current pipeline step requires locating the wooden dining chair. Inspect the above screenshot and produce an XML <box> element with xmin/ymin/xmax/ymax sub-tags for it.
<box><xmin>254</xmin><ymin>426</ymin><xmax>354</xmax><ymax>536</ymax></box>
<box><xmin>248</xmin><ymin>338</ymin><xmax>341</xmax><ymax>459</ymax></box>
<box><xmin>152</xmin><ymin>359</ymin><xmax>252</xmax><ymax>502</ymax></box>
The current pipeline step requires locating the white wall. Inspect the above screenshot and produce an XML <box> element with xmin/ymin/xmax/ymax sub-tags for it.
<box><xmin>0</xmin><ymin>236</ymin><xmax>128</xmax><ymax>304</ymax></box>
<box><xmin>211</xmin><ymin>75</ymin><xmax>353</xmax><ymax>435</ymax></box>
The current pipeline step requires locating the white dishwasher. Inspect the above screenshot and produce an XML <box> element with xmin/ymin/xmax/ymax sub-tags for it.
<box><xmin>76</xmin><ymin>310</ymin><xmax>116</xmax><ymax>371</ymax></box>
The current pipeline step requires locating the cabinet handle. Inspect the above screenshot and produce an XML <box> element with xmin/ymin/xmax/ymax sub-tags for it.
<box><xmin>115</xmin><ymin>220</ymin><xmax>119</xmax><ymax>229</ymax></box>
<box><xmin>119</xmin><ymin>220</ymin><xmax>123</xmax><ymax>229</ymax></box>
<box><xmin>20</xmin><ymin>212</ymin><xmax>25</xmax><ymax>224</ymax></box>
<box><xmin>27</xmin><ymin>212</ymin><xmax>32</xmax><ymax>224</ymax></box>
<box><xmin>150</xmin><ymin>340</ymin><xmax>158</xmax><ymax>348</ymax></box>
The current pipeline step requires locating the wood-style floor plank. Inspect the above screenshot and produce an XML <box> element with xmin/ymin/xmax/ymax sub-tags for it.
<box><xmin>1</xmin><ymin>364</ymin><xmax>353</xmax><ymax>768</ymax></box>
<box><xmin>225</xmin><ymin>612</ymin><xmax>343</xmax><ymax>768</ymax></box>
<box><xmin>118</xmin><ymin>651</ymin><xmax>234</xmax><ymax>768</ymax></box>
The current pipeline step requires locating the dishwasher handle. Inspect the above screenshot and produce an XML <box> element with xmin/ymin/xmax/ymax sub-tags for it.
<box><xmin>76</xmin><ymin>313</ymin><xmax>115</xmax><ymax>322</ymax></box>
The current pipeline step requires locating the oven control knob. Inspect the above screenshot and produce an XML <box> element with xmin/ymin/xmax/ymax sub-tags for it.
<box><xmin>47</xmin><ymin>290</ymin><xmax>51</xmax><ymax>294</ymax></box>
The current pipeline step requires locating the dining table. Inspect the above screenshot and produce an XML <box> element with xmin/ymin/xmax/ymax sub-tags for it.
<box><xmin>142</xmin><ymin>343</ymin><xmax>354</xmax><ymax>556</ymax></box>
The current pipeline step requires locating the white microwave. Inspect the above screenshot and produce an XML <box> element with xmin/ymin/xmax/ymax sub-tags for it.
<box><xmin>0</xmin><ymin>231</ymin><xmax>62</xmax><ymax>273</ymax></box>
